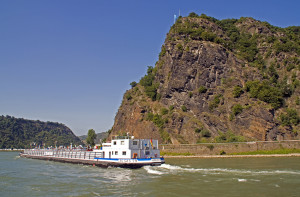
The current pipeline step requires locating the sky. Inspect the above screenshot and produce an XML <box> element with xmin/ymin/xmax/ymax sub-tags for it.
<box><xmin>1</xmin><ymin>0</ymin><xmax>299</xmax><ymax>136</ymax></box>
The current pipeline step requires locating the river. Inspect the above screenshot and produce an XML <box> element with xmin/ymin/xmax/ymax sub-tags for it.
<box><xmin>1</xmin><ymin>152</ymin><xmax>300</xmax><ymax>196</ymax></box>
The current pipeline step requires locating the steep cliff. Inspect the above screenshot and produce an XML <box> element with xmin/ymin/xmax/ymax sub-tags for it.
<box><xmin>110</xmin><ymin>14</ymin><xmax>300</xmax><ymax>144</ymax></box>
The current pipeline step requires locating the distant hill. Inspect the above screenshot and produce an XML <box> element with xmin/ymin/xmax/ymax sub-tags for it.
<box><xmin>109</xmin><ymin>13</ymin><xmax>300</xmax><ymax>144</ymax></box>
<box><xmin>78</xmin><ymin>132</ymin><xmax>108</xmax><ymax>144</ymax></box>
<box><xmin>0</xmin><ymin>115</ymin><xmax>82</xmax><ymax>149</ymax></box>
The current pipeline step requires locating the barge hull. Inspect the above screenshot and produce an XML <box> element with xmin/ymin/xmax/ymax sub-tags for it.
<box><xmin>20</xmin><ymin>154</ymin><xmax>162</xmax><ymax>169</ymax></box>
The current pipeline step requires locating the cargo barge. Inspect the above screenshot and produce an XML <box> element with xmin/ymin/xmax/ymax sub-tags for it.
<box><xmin>20</xmin><ymin>136</ymin><xmax>165</xmax><ymax>169</ymax></box>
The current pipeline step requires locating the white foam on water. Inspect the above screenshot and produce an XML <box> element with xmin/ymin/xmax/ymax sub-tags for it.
<box><xmin>143</xmin><ymin>166</ymin><xmax>164</xmax><ymax>175</ymax></box>
<box><xmin>144</xmin><ymin>164</ymin><xmax>300</xmax><ymax>176</ymax></box>
<box><xmin>237</xmin><ymin>178</ymin><xmax>247</xmax><ymax>182</ymax></box>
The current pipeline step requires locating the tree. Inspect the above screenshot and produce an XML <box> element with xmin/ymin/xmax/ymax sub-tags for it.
<box><xmin>130</xmin><ymin>81</ymin><xmax>137</xmax><ymax>88</ymax></box>
<box><xmin>86</xmin><ymin>129</ymin><xmax>96</xmax><ymax>147</ymax></box>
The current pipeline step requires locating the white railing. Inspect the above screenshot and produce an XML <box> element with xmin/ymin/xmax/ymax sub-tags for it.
<box><xmin>24</xmin><ymin>149</ymin><xmax>103</xmax><ymax>160</ymax></box>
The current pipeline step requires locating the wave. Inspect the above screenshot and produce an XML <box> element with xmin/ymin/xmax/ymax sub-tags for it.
<box><xmin>144</xmin><ymin>164</ymin><xmax>300</xmax><ymax>176</ymax></box>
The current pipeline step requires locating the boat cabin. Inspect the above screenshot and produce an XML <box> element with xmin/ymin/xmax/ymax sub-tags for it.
<box><xmin>94</xmin><ymin>136</ymin><xmax>160</xmax><ymax>159</ymax></box>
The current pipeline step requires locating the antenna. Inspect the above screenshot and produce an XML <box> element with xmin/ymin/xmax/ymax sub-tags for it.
<box><xmin>179</xmin><ymin>9</ymin><xmax>181</xmax><ymax>17</ymax></box>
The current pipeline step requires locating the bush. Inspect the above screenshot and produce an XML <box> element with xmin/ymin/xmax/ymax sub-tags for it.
<box><xmin>153</xmin><ymin>114</ymin><xmax>164</xmax><ymax>128</ymax></box>
<box><xmin>130</xmin><ymin>81</ymin><xmax>137</xmax><ymax>88</ymax></box>
<box><xmin>245</xmin><ymin>80</ymin><xmax>284</xmax><ymax>109</ymax></box>
<box><xmin>181</xmin><ymin>105</ymin><xmax>187</xmax><ymax>112</ymax></box>
<box><xmin>198</xmin><ymin>86</ymin><xmax>207</xmax><ymax>93</ymax></box>
<box><xmin>188</xmin><ymin>12</ymin><xmax>198</xmax><ymax>18</ymax></box>
<box><xmin>169</xmin><ymin>105</ymin><xmax>174</xmax><ymax>111</ymax></box>
<box><xmin>159</xmin><ymin>46</ymin><xmax>166</xmax><ymax>58</ymax></box>
<box><xmin>160</xmin><ymin>108</ymin><xmax>169</xmax><ymax>116</ymax></box>
<box><xmin>188</xmin><ymin>92</ymin><xmax>193</xmax><ymax>98</ymax></box>
<box><xmin>201</xmin><ymin>130</ymin><xmax>211</xmax><ymax>138</ymax></box>
<box><xmin>176</xmin><ymin>43</ymin><xmax>183</xmax><ymax>52</ymax></box>
<box><xmin>195</xmin><ymin>128</ymin><xmax>202</xmax><ymax>133</ymax></box>
<box><xmin>233</xmin><ymin>85</ymin><xmax>244</xmax><ymax>98</ymax></box>
<box><xmin>232</xmin><ymin>104</ymin><xmax>243</xmax><ymax>116</ymax></box>
<box><xmin>209</xmin><ymin>94</ymin><xmax>222</xmax><ymax>110</ymax></box>
<box><xmin>296</xmin><ymin>97</ymin><xmax>300</xmax><ymax>105</ymax></box>
<box><xmin>280</xmin><ymin>108</ymin><xmax>300</xmax><ymax>126</ymax></box>
<box><xmin>140</xmin><ymin>66</ymin><xmax>159</xmax><ymax>101</ymax></box>
<box><xmin>286</xmin><ymin>64</ymin><xmax>295</xmax><ymax>72</ymax></box>
<box><xmin>125</xmin><ymin>93</ymin><xmax>132</xmax><ymax>100</ymax></box>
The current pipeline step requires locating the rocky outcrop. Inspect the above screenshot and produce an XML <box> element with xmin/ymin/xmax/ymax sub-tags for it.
<box><xmin>109</xmin><ymin>14</ymin><xmax>300</xmax><ymax>144</ymax></box>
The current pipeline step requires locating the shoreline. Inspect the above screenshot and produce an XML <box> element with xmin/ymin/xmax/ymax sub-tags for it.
<box><xmin>163</xmin><ymin>153</ymin><xmax>300</xmax><ymax>158</ymax></box>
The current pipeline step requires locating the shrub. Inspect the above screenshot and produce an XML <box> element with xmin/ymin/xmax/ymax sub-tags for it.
<box><xmin>140</xmin><ymin>66</ymin><xmax>159</xmax><ymax>101</ymax></box>
<box><xmin>153</xmin><ymin>114</ymin><xmax>164</xmax><ymax>128</ymax></box>
<box><xmin>160</xmin><ymin>108</ymin><xmax>169</xmax><ymax>116</ymax></box>
<box><xmin>232</xmin><ymin>104</ymin><xmax>243</xmax><ymax>116</ymax></box>
<box><xmin>201</xmin><ymin>130</ymin><xmax>211</xmax><ymax>138</ymax></box>
<box><xmin>194</xmin><ymin>128</ymin><xmax>202</xmax><ymax>133</ymax></box>
<box><xmin>220</xmin><ymin>150</ymin><xmax>226</xmax><ymax>155</ymax></box>
<box><xmin>159</xmin><ymin>46</ymin><xmax>166</xmax><ymax>58</ymax></box>
<box><xmin>176</xmin><ymin>43</ymin><xmax>183</xmax><ymax>52</ymax></box>
<box><xmin>126</xmin><ymin>93</ymin><xmax>132</xmax><ymax>100</ymax></box>
<box><xmin>181</xmin><ymin>105</ymin><xmax>187</xmax><ymax>112</ymax></box>
<box><xmin>245</xmin><ymin>80</ymin><xmax>284</xmax><ymax>109</ymax></box>
<box><xmin>233</xmin><ymin>85</ymin><xmax>244</xmax><ymax>98</ymax></box>
<box><xmin>287</xmin><ymin>64</ymin><xmax>295</xmax><ymax>72</ymax></box>
<box><xmin>169</xmin><ymin>105</ymin><xmax>174</xmax><ymax>111</ymax></box>
<box><xmin>188</xmin><ymin>12</ymin><xmax>198</xmax><ymax>18</ymax></box>
<box><xmin>198</xmin><ymin>86</ymin><xmax>207</xmax><ymax>93</ymax></box>
<box><xmin>130</xmin><ymin>81</ymin><xmax>137</xmax><ymax>88</ymax></box>
<box><xmin>146</xmin><ymin>112</ymin><xmax>154</xmax><ymax>121</ymax></box>
<box><xmin>280</xmin><ymin>108</ymin><xmax>300</xmax><ymax>126</ymax></box>
<box><xmin>296</xmin><ymin>97</ymin><xmax>300</xmax><ymax>105</ymax></box>
<box><xmin>215</xmin><ymin>133</ymin><xmax>227</xmax><ymax>142</ymax></box>
<box><xmin>188</xmin><ymin>92</ymin><xmax>193</xmax><ymax>98</ymax></box>
<box><xmin>209</xmin><ymin>94</ymin><xmax>222</xmax><ymax>110</ymax></box>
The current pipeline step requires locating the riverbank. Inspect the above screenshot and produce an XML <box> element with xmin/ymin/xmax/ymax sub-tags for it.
<box><xmin>164</xmin><ymin>153</ymin><xmax>300</xmax><ymax>158</ymax></box>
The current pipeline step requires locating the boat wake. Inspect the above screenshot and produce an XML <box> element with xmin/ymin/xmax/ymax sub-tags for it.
<box><xmin>143</xmin><ymin>164</ymin><xmax>300</xmax><ymax>176</ymax></box>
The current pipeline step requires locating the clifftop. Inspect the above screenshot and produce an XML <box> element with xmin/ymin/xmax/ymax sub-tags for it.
<box><xmin>109</xmin><ymin>13</ymin><xmax>300</xmax><ymax>144</ymax></box>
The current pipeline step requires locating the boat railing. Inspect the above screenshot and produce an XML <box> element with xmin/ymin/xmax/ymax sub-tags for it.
<box><xmin>24</xmin><ymin>149</ymin><xmax>103</xmax><ymax>160</ymax></box>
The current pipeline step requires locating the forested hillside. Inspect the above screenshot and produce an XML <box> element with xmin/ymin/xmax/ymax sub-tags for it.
<box><xmin>0</xmin><ymin>115</ymin><xmax>82</xmax><ymax>149</ymax></box>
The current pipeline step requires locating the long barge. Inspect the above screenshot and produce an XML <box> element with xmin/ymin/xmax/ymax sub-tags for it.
<box><xmin>20</xmin><ymin>136</ymin><xmax>165</xmax><ymax>169</ymax></box>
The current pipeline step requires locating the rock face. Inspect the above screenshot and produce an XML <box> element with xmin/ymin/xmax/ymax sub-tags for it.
<box><xmin>110</xmin><ymin>14</ymin><xmax>300</xmax><ymax>144</ymax></box>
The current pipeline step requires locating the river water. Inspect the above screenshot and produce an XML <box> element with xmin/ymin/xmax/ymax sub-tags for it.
<box><xmin>1</xmin><ymin>152</ymin><xmax>300</xmax><ymax>197</ymax></box>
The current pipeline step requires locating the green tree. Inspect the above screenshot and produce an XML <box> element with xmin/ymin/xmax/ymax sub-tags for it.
<box><xmin>233</xmin><ymin>85</ymin><xmax>244</xmax><ymax>98</ymax></box>
<box><xmin>130</xmin><ymin>81</ymin><xmax>137</xmax><ymax>88</ymax></box>
<box><xmin>86</xmin><ymin>129</ymin><xmax>96</xmax><ymax>147</ymax></box>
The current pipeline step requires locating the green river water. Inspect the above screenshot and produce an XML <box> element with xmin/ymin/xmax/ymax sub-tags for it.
<box><xmin>1</xmin><ymin>152</ymin><xmax>299</xmax><ymax>197</ymax></box>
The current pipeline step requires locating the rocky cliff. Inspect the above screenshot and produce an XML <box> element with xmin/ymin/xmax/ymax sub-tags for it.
<box><xmin>110</xmin><ymin>13</ymin><xmax>300</xmax><ymax>144</ymax></box>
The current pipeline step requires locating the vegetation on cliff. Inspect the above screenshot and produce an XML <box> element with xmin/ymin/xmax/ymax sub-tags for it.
<box><xmin>0</xmin><ymin>115</ymin><xmax>82</xmax><ymax>149</ymax></box>
<box><xmin>110</xmin><ymin>13</ymin><xmax>300</xmax><ymax>144</ymax></box>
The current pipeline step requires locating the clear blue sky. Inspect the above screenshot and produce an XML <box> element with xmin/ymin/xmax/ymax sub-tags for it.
<box><xmin>1</xmin><ymin>0</ymin><xmax>299</xmax><ymax>136</ymax></box>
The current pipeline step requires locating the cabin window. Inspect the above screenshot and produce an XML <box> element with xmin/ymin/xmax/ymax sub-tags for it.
<box><xmin>145</xmin><ymin>151</ymin><xmax>150</xmax><ymax>155</ymax></box>
<box><xmin>133</xmin><ymin>141</ymin><xmax>138</xmax><ymax>145</ymax></box>
<box><xmin>113</xmin><ymin>141</ymin><xmax>117</xmax><ymax>145</ymax></box>
<box><xmin>112</xmin><ymin>151</ymin><xmax>114</xmax><ymax>155</ymax></box>
<box><xmin>145</xmin><ymin>147</ymin><xmax>149</xmax><ymax>150</ymax></box>
<box><xmin>121</xmin><ymin>141</ymin><xmax>124</xmax><ymax>145</ymax></box>
<box><xmin>122</xmin><ymin>151</ymin><xmax>126</xmax><ymax>155</ymax></box>
<box><xmin>115</xmin><ymin>151</ymin><xmax>118</xmax><ymax>155</ymax></box>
